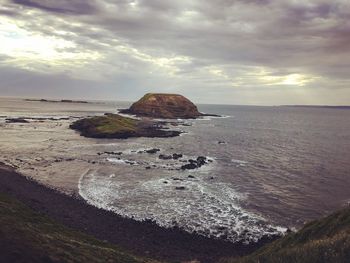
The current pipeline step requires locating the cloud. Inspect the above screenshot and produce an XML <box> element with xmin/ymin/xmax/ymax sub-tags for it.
<box><xmin>11</xmin><ymin>0</ymin><xmax>99</xmax><ymax>15</ymax></box>
<box><xmin>0</xmin><ymin>0</ymin><xmax>349</xmax><ymax>105</ymax></box>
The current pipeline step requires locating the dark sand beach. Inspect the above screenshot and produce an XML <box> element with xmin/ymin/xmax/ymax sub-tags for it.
<box><xmin>0</xmin><ymin>163</ymin><xmax>272</xmax><ymax>263</ymax></box>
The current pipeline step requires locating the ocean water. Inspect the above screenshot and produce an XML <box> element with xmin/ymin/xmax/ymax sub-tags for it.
<box><xmin>1</xmin><ymin>97</ymin><xmax>350</xmax><ymax>243</ymax></box>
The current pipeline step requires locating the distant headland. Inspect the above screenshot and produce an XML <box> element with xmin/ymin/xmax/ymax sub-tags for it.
<box><xmin>24</xmin><ymin>99</ymin><xmax>89</xmax><ymax>104</ymax></box>
<box><xmin>281</xmin><ymin>105</ymin><xmax>350</xmax><ymax>109</ymax></box>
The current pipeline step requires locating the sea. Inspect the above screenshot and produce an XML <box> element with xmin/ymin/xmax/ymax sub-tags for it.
<box><xmin>1</xmin><ymin>97</ymin><xmax>350</xmax><ymax>243</ymax></box>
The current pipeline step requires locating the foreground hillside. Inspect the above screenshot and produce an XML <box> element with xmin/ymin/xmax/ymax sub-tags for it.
<box><xmin>221</xmin><ymin>207</ymin><xmax>350</xmax><ymax>263</ymax></box>
<box><xmin>0</xmin><ymin>164</ymin><xmax>252</xmax><ymax>263</ymax></box>
<box><xmin>0</xmin><ymin>193</ymin><xmax>156</xmax><ymax>263</ymax></box>
<box><xmin>1</xmin><ymin>164</ymin><xmax>349</xmax><ymax>263</ymax></box>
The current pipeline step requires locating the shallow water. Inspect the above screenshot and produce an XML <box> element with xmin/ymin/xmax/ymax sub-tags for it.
<box><xmin>1</xmin><ymin>97</ymin><xmax>350</xmax><ymax>243</ymax></box>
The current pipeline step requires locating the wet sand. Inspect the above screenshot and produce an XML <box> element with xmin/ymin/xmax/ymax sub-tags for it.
<box><xmin>0</xmin><ymin>163</ymin><xmax>273</xmax><ymax>262</ymax></box>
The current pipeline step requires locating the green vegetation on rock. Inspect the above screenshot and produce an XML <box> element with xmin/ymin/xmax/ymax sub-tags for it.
<box><xmin>70</xmin><ymin>113</ymin><xmax>180</xmax><ymax>138</ymax></box>
<box><xmin>0</xmin><ymin>193</ymin><xmax>157</xmax><ymax>263</ymax></box>
<box><xmin>70</xmin><ymin>114</ymin><xmax>139</xmax><ymax>138</ymax></box>
<box><xmin>221</xmin><ymin>207</ymin><xmax>350</xmax><ymax>263</ymax></box>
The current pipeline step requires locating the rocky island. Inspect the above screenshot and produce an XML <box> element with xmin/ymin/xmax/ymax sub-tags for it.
<box><xmin>120</xmin><ymin>93</ymin><xmax>218</xmax><ymax>119</ymax></box>
<box><xmin>70</xmin><ymin>113</ymin><xmax>181</xmax><ymax>139</ymax></box>
<box><xmin>70</xmin><ymin>93</ymin><xmax>218</xmax><ymax>139</ymax></box>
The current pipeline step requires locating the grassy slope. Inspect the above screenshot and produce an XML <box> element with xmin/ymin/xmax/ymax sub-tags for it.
<box><xmin>222</xmin><ymin>207</ymin><xmax>350</xmax><ymax>263</ymax></box>
<box><xmin>70</xmin><ymin>114</ymin><xmax>139</xmax><ymax>137</ymax></box>
<box><xmin>0</xmin><ymin>193</ymin><xmax>158</xmax><ymax>263</ymax></box>
<box><xmin>138</xmin><ymin>93</ymin><xmax>180</xmax><ymax>102</ymax></box>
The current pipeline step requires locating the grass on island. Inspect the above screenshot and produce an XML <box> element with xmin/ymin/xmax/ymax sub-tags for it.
<box><xmin>138</xmin><ymin>93</ymin><xmax>180</xmax><ymax>102</ymax></box>
<box><xmin>221</xmin><ymin>207</ymin><xmax>350</xmax><ymax>263</ymax></box>
<box><xmin>0</xmin><ymin>193</ymin><xmax>158</xmax><ymax>263</ymax></box>
<box><xmin>70</xmin><ymin>114</ymin><xmax>139</xmax><ymax>138</ymax></box>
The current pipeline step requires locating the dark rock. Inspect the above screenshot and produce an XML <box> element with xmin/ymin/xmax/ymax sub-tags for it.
<box><xmin>159</xmin><ymin>154</ymin><xmax>173</xmax><ymax>160</ymax></box>
<box><xmin>163</xmin><ymin>181</ymin><xmax>168</xmax><ymax>184</ymax></box>
<box><xmin>188</xmin><ymin>175</ymin><xmax>195</xmax><ymax>179</ymax></box>
<box><xmin>172</xmin><ymin>178</ymin><xmax>183</xmax><ymax>181</ymax></box>
<box><xmin>145</xmin><ymin>148</ymin><xmax>160</xmax><ymax>154</ymax></box>
<box><xmin>104</xmin><ymin>151</ymin><xmax>123</xmax><ymax>156</ymax></box>
<box><xmin>181</xmin><ymin>163</ymin><xmax>198</xmax><ymax>170</ymax></box>
<box><xmin>6</xmin><ymin>118</ymin><xmax>29</xmax><ymax>123</ymax></box>
<box><xmin>181</xmin><ymin>123</ymin><xmax>192</xmax><ymax>127</ymax></box>
<box><xmin>196</xmin><ymin>156</ymin><xmax>207</xmax><ymax>166</ymax></box>
<box><xmin>172</xmin><ymin>153</ymin><xmax>183</xmax><ymax>160</ymax></box>
<box><xmin>145</xmin><ymin>166</ymin><xmax>151</xmax><ymax>170</ymax></box>
<box><xmin>175</xmin><ymin>186</ymin><xmax>186</xmax><ymax>190</ymax></box>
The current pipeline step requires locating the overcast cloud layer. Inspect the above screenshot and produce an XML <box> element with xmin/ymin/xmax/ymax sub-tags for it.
<box><xmin>0</xmin><ymin>0</ymin><xmax>349</xmax><ymax>105</ymax></box>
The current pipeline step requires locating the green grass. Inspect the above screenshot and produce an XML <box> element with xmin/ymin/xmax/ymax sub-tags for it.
<box><xmin>137</xmin><ymin>93</ymin><xmax>182</xmax><ymax>104</ymax></box>
<box><xmin>70</xmin><ymin>114</ymin><xmax>139</xmax><ymax>137</ymax></box>
<box><xmin>0</xmin><ymin>193</ymin><xmax>158</xmax><ymax>263</ymax></box>
<box><xmin>221</xmin><ymin>207</ymin><xmax>350</xmax><ymax>263</ymax></box>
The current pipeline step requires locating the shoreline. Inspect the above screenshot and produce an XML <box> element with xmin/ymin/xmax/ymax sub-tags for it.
<box><xmin>0</xmin><ymin>163</ymin><xmax>274</xmax><ymax>262</ymax></box>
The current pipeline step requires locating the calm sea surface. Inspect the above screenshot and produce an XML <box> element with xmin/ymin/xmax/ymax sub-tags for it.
<box><xmin>1</xmin><ymin>97</ymin><xmax>349</xmax><ymax>243</ymax></box>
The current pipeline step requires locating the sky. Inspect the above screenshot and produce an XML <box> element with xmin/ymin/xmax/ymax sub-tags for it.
<box><xmin>0</xmin><ymin>0</ymin><xmax>350</xmax><ymax>105</ymax></box>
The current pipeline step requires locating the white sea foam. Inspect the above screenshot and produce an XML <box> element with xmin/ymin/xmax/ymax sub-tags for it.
<box><xmin>115</xmin><ymin>110</ymin><xmax>141</xmax><ymax>120</ymax></box>
<box><xmin>196</xmin><ymin>115</ymin><xmax>232</xmax><ymax>121</ymax></box>
<box><xmin>106</xmin><ymin>157</ymin><xmax>139</xmax><ymax>165</ymax></box>
<box><xmin>78</xmin><ymin>170</ymin><xmax>287</xmax><ymax>243</ymax></box>
<box><xmin>231</xmin><ymin>159</ymin><xmax>248</xmax><ymax>167</ymax></box>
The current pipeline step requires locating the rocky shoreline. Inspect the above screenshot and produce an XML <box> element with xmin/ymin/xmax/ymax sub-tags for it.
<box><xmin>0</xmin><ymin>163</ymin><xmax>274</xmax><ymax>262</ymax></box>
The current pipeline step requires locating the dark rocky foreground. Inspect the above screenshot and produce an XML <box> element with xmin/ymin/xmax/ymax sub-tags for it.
<box><xmin>0</xmin><ymin>164</ymin><xmax>270</xmax><ymax>263</ymax></box>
